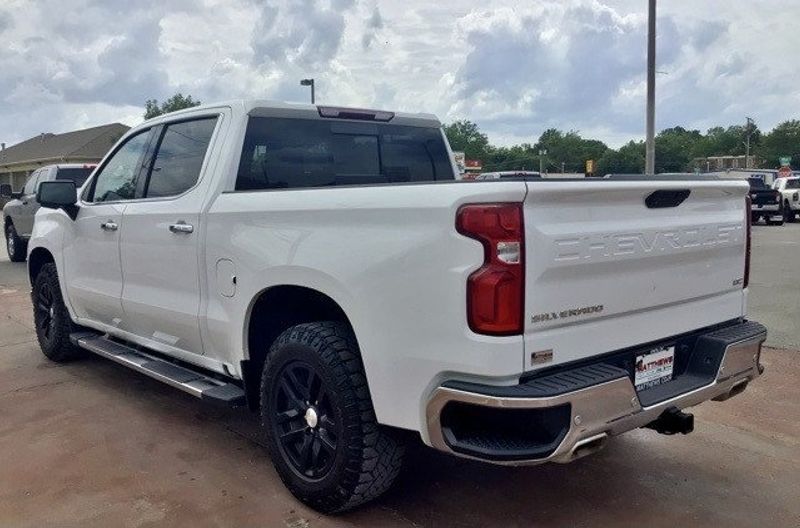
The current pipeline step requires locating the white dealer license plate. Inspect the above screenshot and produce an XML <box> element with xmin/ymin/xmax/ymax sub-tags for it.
<box><xmin>635</xmin><ymin>346</ymin><xmax>675</xmax><ymax>390</ymax></box>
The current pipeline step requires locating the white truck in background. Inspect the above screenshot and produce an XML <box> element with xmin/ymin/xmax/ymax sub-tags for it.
<box><xmin>26</xmin><ymin>100</ymin><xmax>766</xmax><ymax>512</ymax></box>
<box><xmin>773</xmin><ymin>176</ymin><xmax>800</xmax><ymax>222</ymax></box>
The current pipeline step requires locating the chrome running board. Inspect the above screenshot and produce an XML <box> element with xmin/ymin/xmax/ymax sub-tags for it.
<box><xmin>70</xmin><ymin>332</ymin><xmax>245</xmax><ymax>407</ymax></box>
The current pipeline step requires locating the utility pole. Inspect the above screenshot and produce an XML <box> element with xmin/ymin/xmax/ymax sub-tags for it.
<box><xmin>744</xmin><ymin>117</ymin><xmax>754</xmax><ymax>168</ymax></box>
<box><xmin>645</xmin><ymin>0</ymin><xmax>656</xmax><ymax>175</ymax></box>
<box><xmin>300</xmin><ymin>78</ymin><xmax>315</xmax><ymax>104</ymax></box>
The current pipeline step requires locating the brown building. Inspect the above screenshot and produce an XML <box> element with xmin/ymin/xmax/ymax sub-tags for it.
<box><xmin>0</xmin><ymin>123</ymin><xmax>129</xmax><ymax>192</ymax></box>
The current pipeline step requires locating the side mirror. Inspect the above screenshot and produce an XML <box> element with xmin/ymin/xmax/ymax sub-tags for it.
<box><xmin>0</xmin><ymin>183</ymin><xmax>11</xmax><ymax>198</ymax></box>
<box><xmin>37</xmin><ymin>180</ymin><xmax>77</xmax><ymax>211</ymax></box>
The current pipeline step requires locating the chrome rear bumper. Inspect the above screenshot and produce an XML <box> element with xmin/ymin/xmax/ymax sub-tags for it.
<box><xmin>425</xmin><ymin>321</ymin><xmax>766</xmax><ymax>466</ymax></box>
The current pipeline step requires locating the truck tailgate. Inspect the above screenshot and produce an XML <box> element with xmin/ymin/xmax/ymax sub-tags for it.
<box><xmin>523</xmin><ymin>179</ymin><xmax>749</xmax><ymax>371</ymax></box>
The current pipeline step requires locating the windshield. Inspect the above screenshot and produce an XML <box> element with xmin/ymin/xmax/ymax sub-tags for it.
<box><xmin>748</xmin><ymin>177</ymin><xmax>767</xmax><ymax>189</ymax></box>
<box><xmin>785</xmin><ymin>179</ymin><xmax>800</xmax><ymax>189</ymax></box>
<box><xmin>55</xmin><ymin>167</ymin><xmax>93</xmax><ymax>187</ymax></box>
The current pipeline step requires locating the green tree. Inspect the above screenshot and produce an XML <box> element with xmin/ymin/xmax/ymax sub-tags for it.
<box><xmin>655</xmin><ymin>126</ymin><xmax>704</xmax><ymax>172</ymax></box>
<box><xmin>596</xmin><ymin>140</ymin><xmax>645</xmax><ymax>175</ymax></box>
<box><xmin>484</xmin><ymin>144</ymin><xmax>538</xmax><ymax>172</ymax></box>
<box><xmin>693</xmin><ymin>124</ymin><xmax>762</xmax><ymax>159</ymax></box>
<box><xmin>443</xmin><ymin>120</ymin><xmax>491</xmax><ymax>162</ymax></box>
<box><xmin>144</xmin><ymin>93</ymin><xmax>202</xmax><ymax>119</ymax></box>
<box><xmin>760</xmin><ymin>120</ymin><xmax>800</xmax><ymax>168</ymax></box>
<box><xmin>534</xmin><ymin>129</ymin><xmax>609</xmax><ymax>173</ymax></box>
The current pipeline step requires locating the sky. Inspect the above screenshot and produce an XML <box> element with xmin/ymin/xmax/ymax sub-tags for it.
<box><xmin>0</xmin><ymin>0</ymin><xmax>799</xmax><ymax>149</ymax></box>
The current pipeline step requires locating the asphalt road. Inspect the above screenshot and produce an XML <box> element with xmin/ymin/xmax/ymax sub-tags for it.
<box><xmin>0</xmin><ymin>226</ymin><xmax>798</xmax><ymax>527</ymax></box>
<box><xmin>748</xmin><ymin>223</ymin><xmax>800</xmax><ymax>349</ymax></box>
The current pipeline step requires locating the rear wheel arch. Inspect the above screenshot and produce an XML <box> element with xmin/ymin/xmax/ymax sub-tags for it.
<box><xmin>241</xmin><ymin>285</ymin><xmax>357</xmax><ymax>410</ymax></box>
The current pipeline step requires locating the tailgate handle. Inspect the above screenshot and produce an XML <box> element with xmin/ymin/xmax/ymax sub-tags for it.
<box><xmin>645</xmin><ymin>189</ymin><xmax>690</xmax><ymax>208</ymax></box>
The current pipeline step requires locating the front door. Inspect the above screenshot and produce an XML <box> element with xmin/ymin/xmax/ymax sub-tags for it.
<box><xmin>119</xmin><ymin>116</ymin><xmax>219</xmax><ymax>355</ymax></box>
<box><xmin>14</xmin><ymin>169</ymin><xmax>42</xmax><ymax>236</ymax></box>
<box><xmin>64</xmin><ymin>129</ymin><xmax>153</xmax><ymax>328</ymax></box>
<box><xmin>63</xmin><ymin>203</ymin><xmax>126</xmax><ymax>326</ymax></box>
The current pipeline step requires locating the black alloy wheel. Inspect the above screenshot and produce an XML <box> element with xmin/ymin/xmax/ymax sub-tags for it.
<box><xmin>34</xmin><ymin>280</ymin><xmax>58</xmax><ymax>347</ymax></box>
<box><xmin>271</xmin><ymin>360</ymin><xmax>338</xmax><ymax>481</ymax></box>
<box><xmin>32</xmin><ymin>263</ymin><xmax>81</xmax><ymax>362</ymax></box>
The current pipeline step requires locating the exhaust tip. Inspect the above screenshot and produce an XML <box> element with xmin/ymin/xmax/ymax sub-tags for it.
<box><xmin>569</xmin><ymin>433</ymin><xmax>608</xmax><ymax>461</ymax></box>
<box><xmin>713</xmin><ymin>380</ymin><xmax>749</xmax><ymax>402</ymax></box>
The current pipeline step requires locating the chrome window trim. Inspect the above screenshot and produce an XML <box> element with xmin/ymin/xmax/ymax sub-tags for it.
<box><xmin>79</xmin><ymin>112</ymin><xmax>223</xmax><ymax>207</ymax></box>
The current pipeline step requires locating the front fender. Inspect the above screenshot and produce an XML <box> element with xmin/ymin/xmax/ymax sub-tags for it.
<box><xmin>28</xmin><ymin>208</ymin><xmax>73</xmax><ymax>317</ymax></box>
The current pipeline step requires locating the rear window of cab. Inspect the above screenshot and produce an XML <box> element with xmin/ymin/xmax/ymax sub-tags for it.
<box><xmin>235</xmin><ymin>117</ymin><xmax>453</xmax><ymax>191</ymax></box>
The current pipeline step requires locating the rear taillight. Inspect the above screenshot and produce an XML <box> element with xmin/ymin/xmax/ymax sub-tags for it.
<box><xmin>744</xmin><ymin>195</ymin><xmax>751</xmax><ymax>289</ymax></box>
<box><xmin>456</xmin><ymin>203</ymin><xmax>524</xmax><ymax>335</ymax></box>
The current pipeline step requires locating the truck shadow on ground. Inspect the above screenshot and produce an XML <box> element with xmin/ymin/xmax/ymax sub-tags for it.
<box><xmin>53</xmin><ymin>354</ymin><xmax>782</xmax><ymax>528</ymax></box>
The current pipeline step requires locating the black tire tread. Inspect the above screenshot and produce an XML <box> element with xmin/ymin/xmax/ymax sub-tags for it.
<box><xmin>33</xmin><ymin>263</ymin><xmax>82</xmax><ymax>362</ymax></box>
<box><xmin>260</xmin><ymin>321</ymin><xmax>405</xmax><ymax>513</ymax></box>
<box><xmin>785</xmin><ymin>202</ymin><xmax>796</xmax><ymax>223</ymax></box>
<box><xmin>5</xmin><ymin>223</ymin><xmax>26</xmax><ymax>262</ymax></box>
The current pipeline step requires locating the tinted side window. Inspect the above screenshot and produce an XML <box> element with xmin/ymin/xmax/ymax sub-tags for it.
<box><xmin>55</xmin><ymin>168</ymin><xmax>93</xmax><ymax>188</ymax></box>
<box><xmin>145</xmin><ymin>118</ymin><xmax>217</xmax><ymax>198</ymax></box>
<box><xmin>235</xmin><ymin>117</ymin><xmax>453</xmax><ymax>190</ymax></box>
<box><xmin>380</xmin><ymin>133</ymin><xmax>438</xmax><ymax>182</ymax></box>
<box><xmin>23</xmin><ymin>171</ymin><xmax>39</xmax><ymax>195</ymax></box>
<box><xmin>90</xmin><ymin>131</ymin><xmax>151</xmax><ymax>202</ymax></box>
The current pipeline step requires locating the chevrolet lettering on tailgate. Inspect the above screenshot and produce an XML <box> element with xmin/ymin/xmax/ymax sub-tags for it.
<box><xmin>553</xmin><ymin>223</ymin><xmax>743</xmax><ymax>262</ymax></box>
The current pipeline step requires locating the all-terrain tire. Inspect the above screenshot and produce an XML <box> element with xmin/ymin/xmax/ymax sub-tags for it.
<box><xmin>785</xmin><ymin>202</ymin><xmax>796</xmax><ymax>223</ymax></box>
<box><xmin>5</xmin><ymin>223</ymin><xmax>26</xmax><ymax>262</ymax></box>
<box><xmin>260</xmin><ymin>321</ymin><xmax>405</xmax><ymax>513</ymax></box>
<box><xmin>32</xmin><ymin>263</ymin><xmax>82</xmax><ymax>362</ymax></box>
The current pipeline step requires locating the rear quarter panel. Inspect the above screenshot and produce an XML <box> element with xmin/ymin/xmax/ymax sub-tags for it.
<box><xmin>203</xmin><ymin>181</ymin><xmax>528</xmax><ymax>433</ymax></box>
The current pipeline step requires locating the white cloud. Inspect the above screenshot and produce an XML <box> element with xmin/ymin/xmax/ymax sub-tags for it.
<box><xmin>0</xmin><ymin>0</ymin><xmax>798</xmax><ymax>149</ymax></box>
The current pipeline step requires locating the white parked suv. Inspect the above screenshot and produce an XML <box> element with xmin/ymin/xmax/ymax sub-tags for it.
<box><xmin>27</xmin><ymin>100</ymin><xmax>766</xmax><ymax>512</ymax></box>
<box><xmin>773</xmin><ymin>176</ymin><xmax>800</xmax><ymax>222</ymax></box>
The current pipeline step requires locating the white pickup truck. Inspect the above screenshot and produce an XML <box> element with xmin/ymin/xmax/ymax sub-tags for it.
<box><xmin>773</xmin><ymin>176</ymin><xmax>800</xmax><ymax>222</ymax></box>
<box><xmin>27</xmin><ymin>100</ymin><xmax>766</xmax><ymax>513</ymax></box>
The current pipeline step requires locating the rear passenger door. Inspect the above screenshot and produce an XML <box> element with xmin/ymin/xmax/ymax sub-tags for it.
<box><xmin>119</xmin><ymin>115</ymin><xmax>220</xmax><ymax>356</ymax></box>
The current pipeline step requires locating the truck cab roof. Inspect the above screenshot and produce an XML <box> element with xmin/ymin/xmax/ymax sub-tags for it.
<box><xmin>140</xmin><ymin>99</ymin><xmax>442</xmax><ymax>129</ymax></box>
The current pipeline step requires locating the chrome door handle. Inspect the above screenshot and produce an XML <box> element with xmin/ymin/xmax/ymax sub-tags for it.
<box><xmin>100</xmin><ymin>220</ymin><xmax>118</xmax><ymax>231</ymax></box>
<box><xmin>169</xmin><ymin>222</ymin><xmax>194</xmax><ymax>234</ymax></box>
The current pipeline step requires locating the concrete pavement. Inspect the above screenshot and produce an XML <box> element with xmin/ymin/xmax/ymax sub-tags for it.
<box><xmin>0</xmin><ymin>226</ymin><xmax>798</xmax><ymax>527</ymax></box>
<box><xmin>748</xmin><ymin>223</ymin><xmax>800</xmax><ymax>349</ymax></box>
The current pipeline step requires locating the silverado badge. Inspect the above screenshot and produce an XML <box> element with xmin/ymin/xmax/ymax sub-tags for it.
<box><xmin>531</xmin><ymin>305</ymin><xmax>604</xmax><ymax>324</ymax></box>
